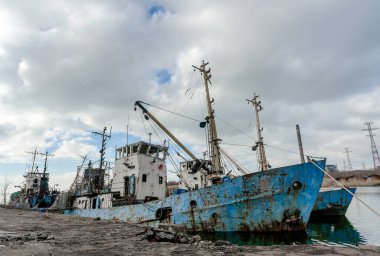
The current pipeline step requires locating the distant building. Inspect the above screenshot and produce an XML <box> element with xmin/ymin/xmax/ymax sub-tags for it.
<box><xmin>322</xmin><ymin>169</ymin><xmax>380</xmax><ymax>187</ymax></box>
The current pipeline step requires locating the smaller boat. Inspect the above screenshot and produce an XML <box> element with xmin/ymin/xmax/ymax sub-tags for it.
<box><xmin>311</xmin><ymin>187</ymin><xmax>356</xmax><ymax>216</ymax></box>
<box><xmin>8</xmin><ymin>150</ymin><xmax>58</xmax><ymax>209</ymax></box>
<box><xmin>294</xmin><ymin>125</ymin><xmax>356</xmax><ymax>217</ymax></box>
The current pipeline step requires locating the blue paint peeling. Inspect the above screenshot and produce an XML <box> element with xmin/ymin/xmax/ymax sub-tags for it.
<box><xmin>311</xmin><ymin>187</ymin><xmax>356</xmax><ymax>216</ymax></box>
<box><xmin>65</xmin><ymin>160</ymin><xmax>326</xmax><ymax>232</ymax></box>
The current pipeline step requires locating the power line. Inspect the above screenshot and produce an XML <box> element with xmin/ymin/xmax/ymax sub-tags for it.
<box><xmin>343</xmin><ymin>147</ymin><xmax>353</xmax><ymax>171</ymax></box>
<box><xmin>362</xmin><ymin>121</ymin><xmax>380</xmax><ymax>170</ymax></box>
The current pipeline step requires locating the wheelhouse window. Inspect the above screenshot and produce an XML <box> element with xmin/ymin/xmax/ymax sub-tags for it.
<box><xmin>142</xmin><ymin>174</ymin><xmax>147</xmax><ymax>182</ymax></box>
<box><xmin>159</xmin><ymin>176</ymin><xmax>163</xmax><ymax>184</ymax></box>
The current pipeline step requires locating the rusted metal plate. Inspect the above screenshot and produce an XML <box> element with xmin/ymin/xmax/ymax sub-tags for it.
<box><xmin>64</xmin><ymin>160</ymin><xmax>325</xmax><ymax>232</ymax></box>
<box><xmin>311</xmin><ymin>187</ymin><xmax>356</xmax><ymax>216</ymax></box>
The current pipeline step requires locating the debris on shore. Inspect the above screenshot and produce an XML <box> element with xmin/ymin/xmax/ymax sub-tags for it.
<box><xmin>1</xmin><ymin>208</ymin><xmax>379</xmax><ymax>256</ymax></box>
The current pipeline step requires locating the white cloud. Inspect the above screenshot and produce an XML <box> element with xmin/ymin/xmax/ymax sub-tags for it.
<box><xmin>53</xmin><ymin>138</ymin><xmax>97</xmax><ymax>159</ymax></box>
<box><xmin>0</xmin><ymin>0</ymin><xmax>380</xmax><ymax>191</ymax></box>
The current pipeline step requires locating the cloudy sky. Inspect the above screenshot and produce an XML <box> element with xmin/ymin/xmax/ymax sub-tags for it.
<box><xmin>1</xmin><ymin>0</ymin><xmax>380</xmax><ymax>198</ymax></box>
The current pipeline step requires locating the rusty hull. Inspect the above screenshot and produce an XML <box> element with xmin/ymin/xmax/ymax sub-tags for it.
<box><xmin>65</xmin><ymin>160</ymin><xmax>325</xmax><ymax>232</ymax></box>
<box><xmin>311</xmin><ymin>187</ymin><xmax>356</xmax><ymax>217</ymax></box>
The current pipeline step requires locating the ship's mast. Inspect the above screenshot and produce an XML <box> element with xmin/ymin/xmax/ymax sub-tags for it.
<box><xmin>93</xmin><ymin>127</ymin><xmax>112</xmax><ymax>170</ymax></box>
<box><xmin>25</xmin><ymin>149</ymin><xmax>53</xmax><ymax>174</ymax></box>
<box><xmin>41</xmin><ymin>151</ymin><xmax>54</xmax><ymax>178</ymax></box>
<box><xmin>247</xmin><ymin>94</ymin><xmax>269</xmax><ymax>171</ymax></box>
<box><xmin>193</xmin><ymin>61</ymin><xmax>223</xmax><ymax>177</ymax></box>
<box><xmin>25</xmin><ymin>149</ymin><xmax>38</xmax><ymax>172</ymax></box>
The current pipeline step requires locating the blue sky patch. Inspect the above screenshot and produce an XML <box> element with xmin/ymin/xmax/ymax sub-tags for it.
<box><xmin>156</xmin><ymin>69</ymin><xmax>171</xmax><ymax>84</ymax></box>
<box><xmin>147</xmin><ymin>5</ymin><xmax>166</xmax><ymax>17</ymax></box>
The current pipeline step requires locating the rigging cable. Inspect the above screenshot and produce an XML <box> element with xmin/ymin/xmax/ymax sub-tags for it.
<box><xmin>220</xmin><ymin>154</ymin><xmax>237</xmax><ymax>176</ymax></box>
<box><xmin>221</xmin><ymin>142</ymin><xmax>300</xmax><ymax>156</ymax></box>
<box><xmin>138</xmin><ymin>109</ymin><xmax>150</xmax><ymax>142</ymax></box>
<box><xmin>162</xmin><ymin>70</ymin><xmax>198</xmax><ymax>126</ymax></box>
<box><xmin>310</xmin><ymin>159</ymin><xmax>380</xmax><ymax>218</ymax></box>
<box><xmin>139</xmin><ymin>102</ymin><xmax>202</xmax><ymax>123</ymax></box>
<box><xmin>264</xmin><ymin>144</ymin><xmax>299</xmax><ymax>156</ymax></box>
<box><xmin>139</xmin><ymin>107</ymin><xmax>188</xmax><ymax>160</ymax></box>
<box><xmin>215</xmin><ymin>115</ymin><xmax>255</xmax><ymax>140</ymax></box>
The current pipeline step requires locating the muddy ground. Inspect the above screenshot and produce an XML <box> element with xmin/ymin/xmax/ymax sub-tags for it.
<box><xmin>0</xmin><ymin>207</ymin><xmax>379</xmax><ymax>255</ymax></box>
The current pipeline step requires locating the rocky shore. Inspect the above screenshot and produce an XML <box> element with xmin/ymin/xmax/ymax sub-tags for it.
<box><xmin>0</xmin><ymin>207</ymin><xmax>379</xmax><ymax>255</ymax></box>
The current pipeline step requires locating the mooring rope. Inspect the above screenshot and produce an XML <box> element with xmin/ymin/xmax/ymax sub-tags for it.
<box><xmin>309</xmin><ymin>159</ymin><xmax>380</xmax><ymax>218</ymax></box>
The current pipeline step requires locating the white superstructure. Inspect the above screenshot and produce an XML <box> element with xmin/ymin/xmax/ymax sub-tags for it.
<box><xmin>112</xmin><ymin>141</ymin><xmax>168</xmax><ymax>201</ymax></box>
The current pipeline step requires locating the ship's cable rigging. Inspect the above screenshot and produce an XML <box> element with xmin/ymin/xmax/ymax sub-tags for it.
<box><xmin>139</xmin><ymin>106</ymin><xmax>188</xmax><ymax>166</ymax></box>
<box><xmin>145</xmin><ymin>115</ymin><xmax>190</xmax><ymax>165</ymax></box>
<box><xmin>137</xmin><ymin>101</ymin><xmax>208</xmax><ymax>160</ymax></box>
<box><xmin>139</xmin><ymin>108</ymin><xmax>150</xmax><ymax>142</ymax></box>
<box><xmin>215</xmin><ymin>115</ymin><xmax>255</xmax><ymax>140</ymax></box>
<box><xmin>145</xmin><ymin>109</ymin><xmax>199</xmax><ymax>168</ymax></box>
<box><xmin>140</xmin><ymin>101</ymin><xmax>202</xmax><ymax>123</ymax></box>
<box><xmin>310</xmin><ymin>159</ymin><xmax>380</xmax><ymax>218</ymax></box>
<box><xmin>215</xmin><ymin>111</ymin><xmax>304</xmax><ymax>165</ymax></box>
<box><xmin>221</xmin><ymin>142</ymin><xmax>301</xmax><ymax>156</ymax></box>
<box><xmin>161</xmin><ymin>70</ymin><xmax>199</xmax><ymax>127</ymax></box>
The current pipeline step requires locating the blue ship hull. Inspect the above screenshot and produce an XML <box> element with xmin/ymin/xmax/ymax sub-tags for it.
<box><xmin>65</xmin><ymin>160</ymin><xmax>325</xmax><ymax>232</ymax></box>
<box><xmin>311</xmin><ymin>187</ymin><xmax>356</xmax><ymax>216</ymax></box>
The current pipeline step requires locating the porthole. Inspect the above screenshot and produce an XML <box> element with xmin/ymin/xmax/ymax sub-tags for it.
<box><xmin>190</xmin><ymin>200</ymin><xmax>197</xmax><ymax>208</ymax></box>
<box><xmin>292</xmin><ymin>181</ymin><xmax>302</xmax><ymax>190</ymax></box>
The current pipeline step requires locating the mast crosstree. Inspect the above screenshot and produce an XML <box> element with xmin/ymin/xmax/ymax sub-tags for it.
<box><xmin>25</xmin><ymin>150</ymin><xmax>54</xmax><ymax>176</ymax></box>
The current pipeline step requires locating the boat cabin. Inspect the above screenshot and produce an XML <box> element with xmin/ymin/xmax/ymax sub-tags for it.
<box><xmin>74</xmin><ymin>167</ymin><xmax>107</xmax><ymax>196</ymax></box>
<box><xmin>112</xmin><ymin>141</ymin><xmax>168</xmax><ymax>202</ymax></box>
<box><xmin>23</xmin><ymin>171</ymin><xmax>49</xmax><ymax>196</ymax></box>
<box><xmin>178</xmin><ymin>160</ymin><xmax>210</xmax><ymax>190</ymax></box>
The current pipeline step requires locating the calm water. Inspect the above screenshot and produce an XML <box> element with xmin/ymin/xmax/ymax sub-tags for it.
<box><xmin>199</xmin><ymin>186</ymin><xmax>380</xmax><ymax>247</ymax></box>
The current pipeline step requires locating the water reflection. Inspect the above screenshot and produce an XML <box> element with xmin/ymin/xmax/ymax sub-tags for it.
<box><xmin>197</xmin><ymin>231</ymin><xmax>309</xmax><ymax>246</ymax></box>
<box><xmin>196</xmin><ymin>216</ymin><xmax>364</xmax><ymax>246</ymax></box>
<box><xmin>306</xmin><ymin>216</ymin><xmax>365</xmax><ymax>246</ymax></box>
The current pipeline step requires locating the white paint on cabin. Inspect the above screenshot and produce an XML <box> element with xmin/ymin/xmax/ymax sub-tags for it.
<box><xmin>112</xmin><ymin>141</ymin><xmax>168</xmax><ymax>201</ymax></box>
<box><xmin>72</xmin><ymin>193</ymin><xmax>113</xmax><ymax>209</ymax></box>
<box><xmin>178</xmin><ymin>161</ymin><xmax>208</xmax><ymax>190</ymax></box>
<box><xmin>23</xmin><ymin>172</ymin><xmax>49</xmax><ymax>193</ymax></box>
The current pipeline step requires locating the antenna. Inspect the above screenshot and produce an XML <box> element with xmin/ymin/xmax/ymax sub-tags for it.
<box><xmin>25</xmin><ymin>149</ymin><xmax>38</xmax><ymax>172</ymax></box>
<box><xmin>92</xmin><ymin>126</ymin><xmax>112</xmax><ymax>170</ymax></box>
<box><xmin>343</xmin><ymin>147</ymin><xmax>353</xmax><ymax>171</ymax></box>
<box><xmin>362</xmin><ymin>122</ymin><xmax>380</xmax><ymax>170</ymax></box>
<box><xmin>127</xmin><ymin>114</ymin><xmax>130</xmax><ymax>146</ymax></box>
<box><xmin>25</xmin><ymin>149</ymin><xmax>53</xmax><ymax>175</ymax></box>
